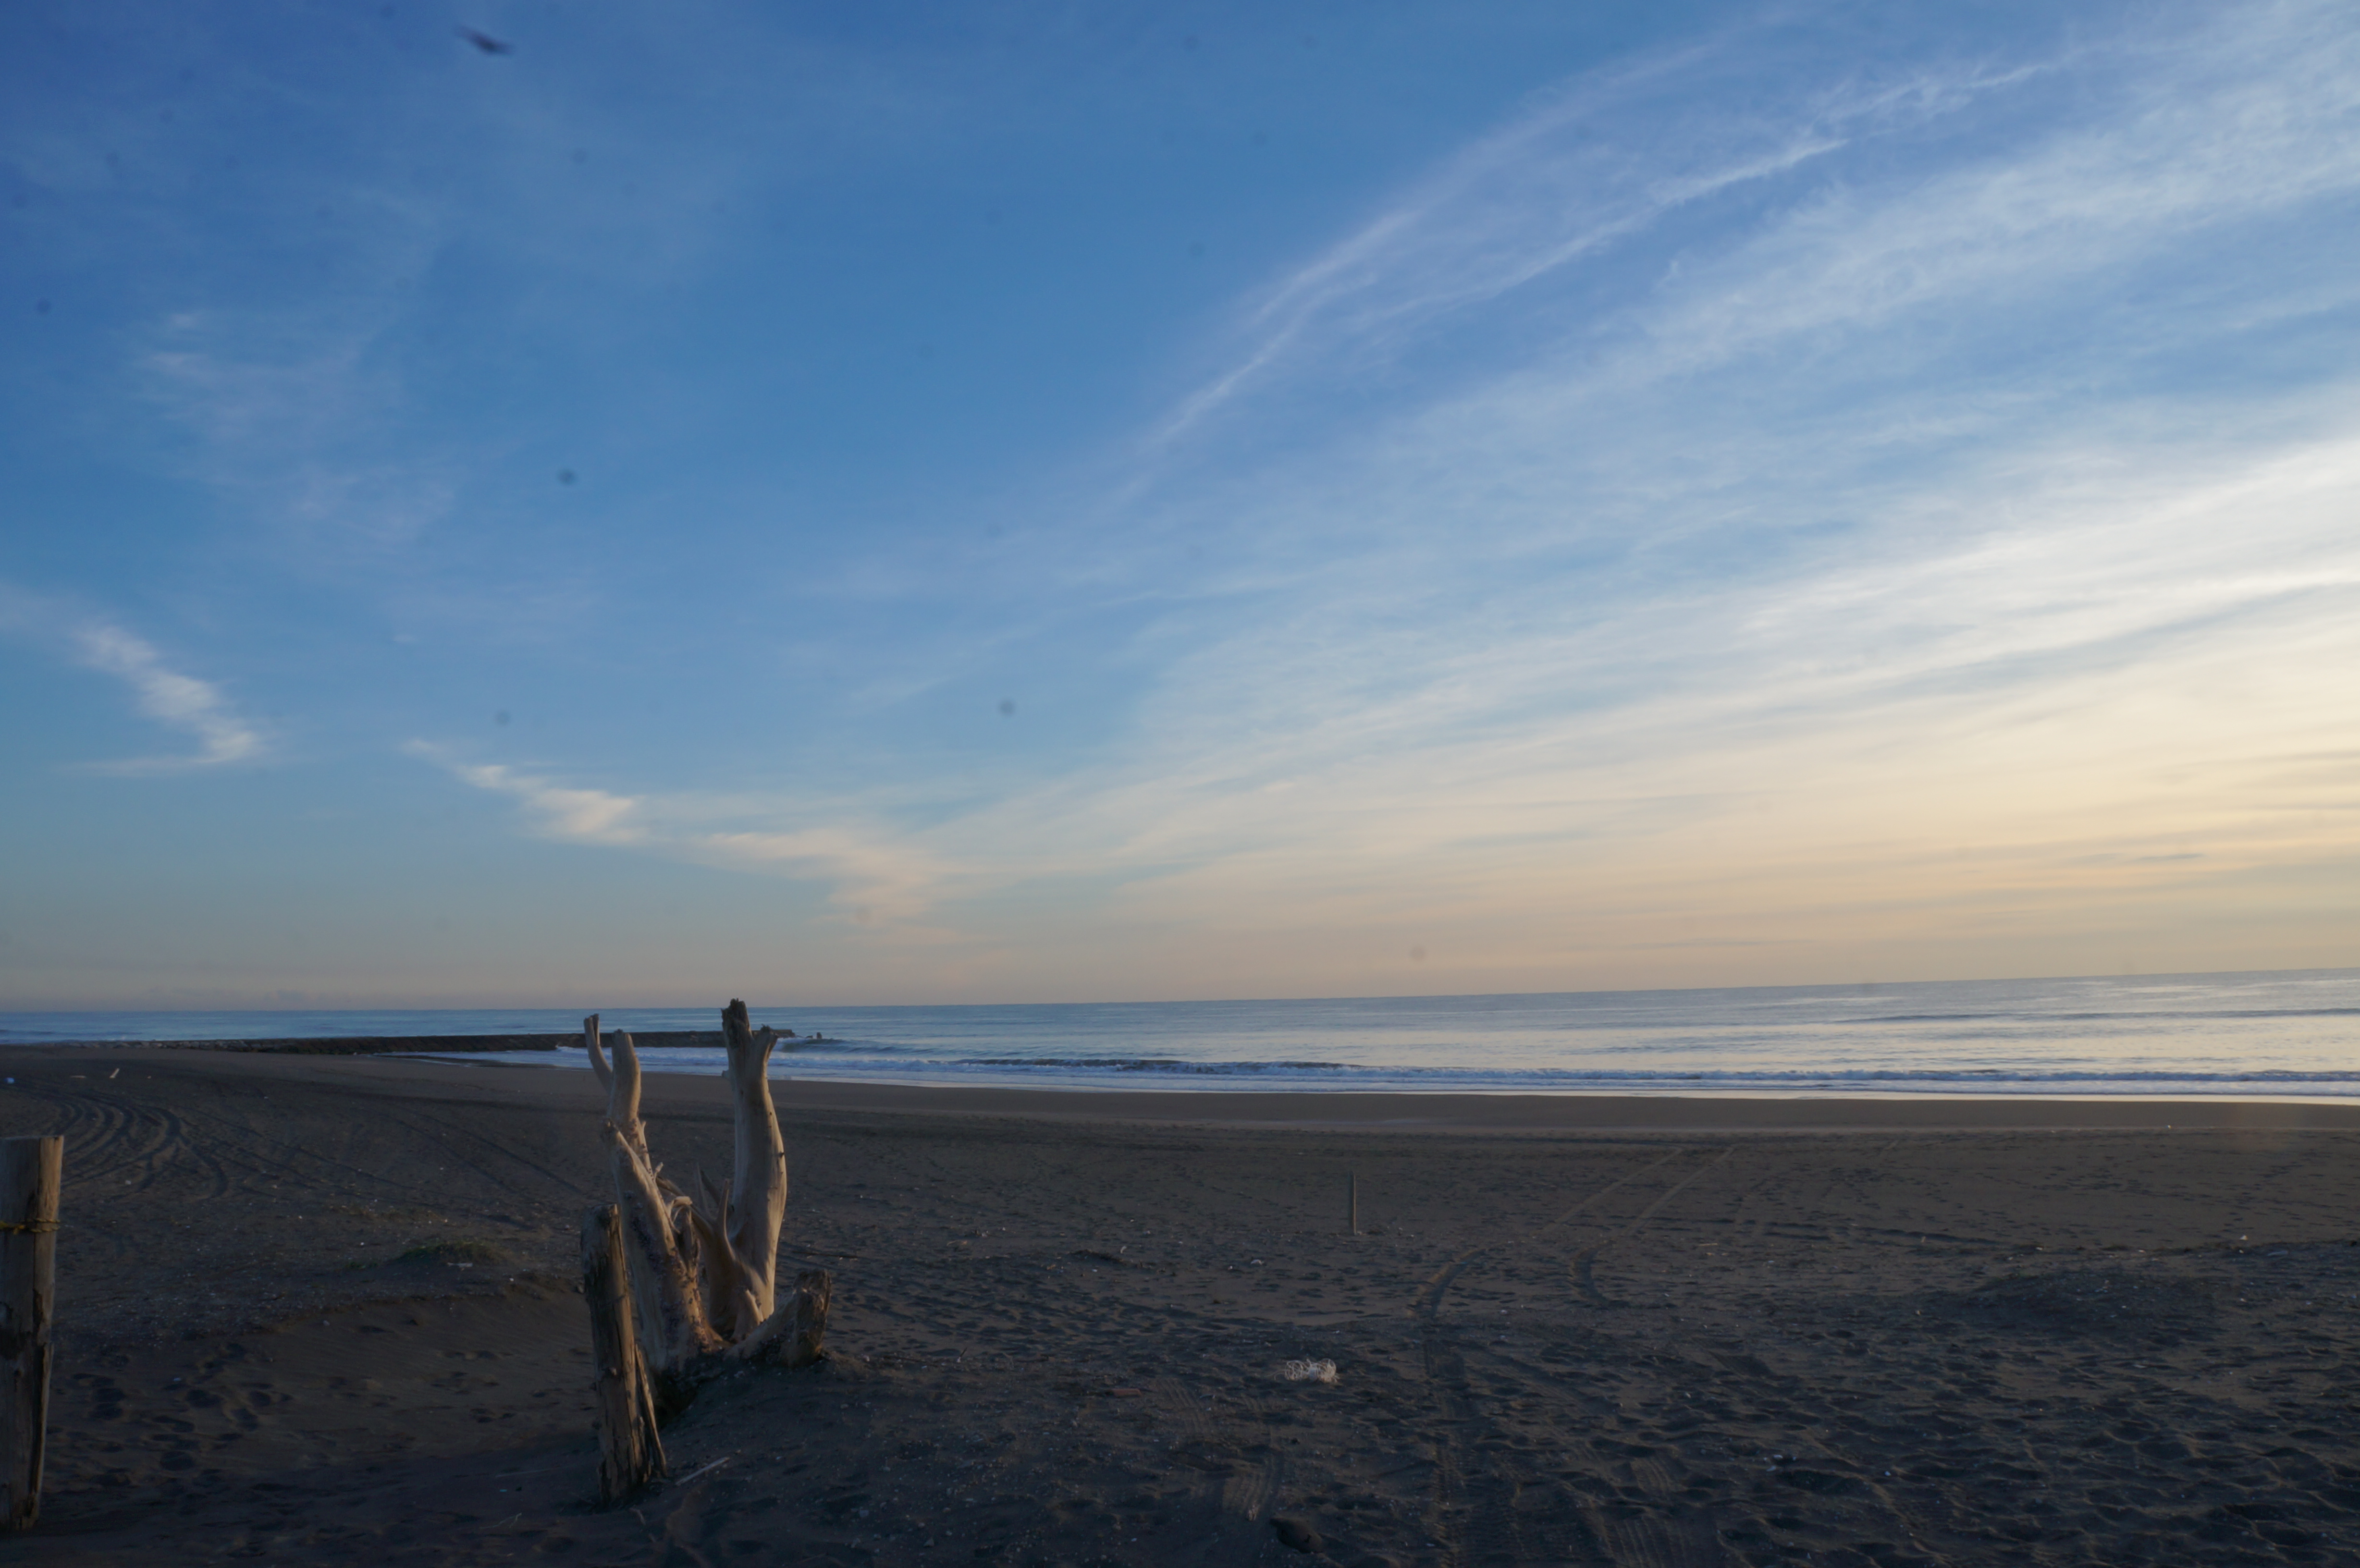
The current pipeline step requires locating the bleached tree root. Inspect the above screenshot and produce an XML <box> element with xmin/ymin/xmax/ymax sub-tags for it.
<box><xmin>580</xmin><ymin>1204</ymin><xmax>665</xmax><ymax>1504</ymax></box>
<box><xmin>578</xmin><ymin>1003</ymin><xmax>832</xmax><ymax>1468</ymax></box>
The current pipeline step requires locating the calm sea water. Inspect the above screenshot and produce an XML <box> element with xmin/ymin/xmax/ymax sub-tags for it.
<box><xmin>6</xmin><ymin>969</ymin><xmax>2360</xmax><ymax>1098</ymax></box>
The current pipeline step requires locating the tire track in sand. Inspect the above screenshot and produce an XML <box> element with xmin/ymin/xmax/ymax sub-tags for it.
<box><xmin>1415</xmin><ymin>1148</ymin><xmax>1694</xmax><ymax>1317</ymax></box>
<box><xmin>1414</xmin><ymin>1148</ymin><xmax>1728</xmax><ymax>1568</ymax></box>
<box><xmin>21</xmin><ymin>1087</ymin><xmax>231</xmax><ymax>1197</ymax></box>
<box><xmin>1626</xmin><ymin>1139</ymin><xmax>1960</xmax><ymax>1568</ymax></box>
<box><xmin>1149</xmin><ymin>1371</ymin><xmax>1282</xmax><ymax>1557</ymax></box>
<box><xmin>1568</xmin><ymin>1147</ymin><xmax>1736</xmax><ymax>1308</ymax></box>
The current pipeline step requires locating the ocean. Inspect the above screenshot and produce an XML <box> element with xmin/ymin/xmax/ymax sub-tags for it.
<box><xmin>5</xmin><ymin>968</ymin><xmax>2359</xmax><ymax>1098</ymax></box>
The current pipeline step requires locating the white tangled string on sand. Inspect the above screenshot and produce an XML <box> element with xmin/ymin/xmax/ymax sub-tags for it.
<box><xmin>1281</xmin><ymin>1359</ymin><xmax>1338</xmax><ymax>1384</ymax></box>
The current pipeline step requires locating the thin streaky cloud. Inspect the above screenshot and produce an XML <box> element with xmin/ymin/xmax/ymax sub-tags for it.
<box><xmin>407</xmin><ymin>743</ymin><xmax>958</xmax><ymax>927</ymax></box>
<box><xmin>1635</xmin><ymin>44</ymin><xmax>2360</xmax><ymax>379</ymax></box>
<box><xmin>142</xmin><ymin>307</ymin><xmax>461</xmax><ymax>564</ymax></box>
<box><xmin>69</xmin><ymin>623</ymin><xmax>264</xmax><ymax>774</ymax></box>
<box><xmin>691</xmin><ymin>829</ymin><xmax>955</xmax><ymax>929</ymax></box>
<box><xmin>1125</xmin><ymin>7</ymin><xmax>2360</xmax><ymax>604</ymax></box>
<box><xmin>393</xmin><ymin>1</ymin><xmax>2360</xmax><ymax>978</ymax></box>
<box><xmin>1153</xmin><ymin>28</ymin><xmax>2060</xmax><ymax>444</ymax></box>
<box><xmin>403</xmin><ymin>743</ymin><xmax>645</xmax><ymax>846</ymax></box>
<box><xmin>887</xmin><ymin>396</ymin><xmax>2360</xmax><ymax>958</ymax></box>
<box><xmin>21</xmin><ymin>3</ymin><xmax>2360</xmax><ymax>1003</ymax></box>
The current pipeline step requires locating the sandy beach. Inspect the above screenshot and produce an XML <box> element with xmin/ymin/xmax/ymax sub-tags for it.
<box><xmin>2</xmin><ymin>1045</ymin><xmax>2358</xmax><ymax>1566</ymax></box>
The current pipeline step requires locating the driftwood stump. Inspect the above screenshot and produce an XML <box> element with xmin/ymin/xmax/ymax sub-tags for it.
<box><xmin>731</xmin><ymin>1268</ymin><xmax>832</xmax><ymax>1369</ymax></box>
<box><xmin>581</xmin><ymin>1204</ymin><xmax>664</xmax><ymax>1503</ymax></box>
<box><xmin>577</xmin><ymin>1002</ymin><xmax>830</xmax><ymax>1471</ymax></box>
<box><xmin>0</xmin><ymin>1136</ymin><xmax>60</xmax><ymax>1531</ymax></box>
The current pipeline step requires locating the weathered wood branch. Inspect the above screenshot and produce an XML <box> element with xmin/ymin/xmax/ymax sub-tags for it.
<box><xmin>720</xmin><ymin>999</ymin><xmax>789</xmax><ymax>1331</ymax></box>
<box><xmin>581</xmin><ymin>1204</ymin><xmax>664</xmax><ymax>1503</ymax></box>
<box><xmin>684</xmin><ymin>1200</ymin><xmax>756</xmax><ymax>1346</ymax></box>
<box><xmin>585</xmin><ymin>1013</ymin><xmax>611</xmax><ymax>1093</ymax></box>
<box><xmin>0</xmin><ymin>1136</ymin><xmax>60</xmax><ymax>1531</ymax></box>
<box><xmin>604</xmin><ymin>1120</ymin><xmax>721</xmax><ymax>1372</ymax></box>
<box><xmin>603</xmin><ymin>1026</ymin><xmax>652</xmax><ymax>1170</ymax></box>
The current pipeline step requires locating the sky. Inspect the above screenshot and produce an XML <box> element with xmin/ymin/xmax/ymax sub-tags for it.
<box><xmin>4</xmin><ymin>1</ymin><xmax>2358</xmax><ymax>1010</ymax></box>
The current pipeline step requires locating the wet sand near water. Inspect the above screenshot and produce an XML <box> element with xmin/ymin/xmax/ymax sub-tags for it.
<box><xmin>3</xmin><ymin>1045</ymin><xmax>2359</xmax><ymax>1566</ymax></box>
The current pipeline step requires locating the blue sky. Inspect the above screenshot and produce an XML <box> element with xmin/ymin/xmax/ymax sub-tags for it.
<box><xmin>4</xmin><ymin>1</ymin><xmax>2358</xmax><ymax>1008</ymax></box>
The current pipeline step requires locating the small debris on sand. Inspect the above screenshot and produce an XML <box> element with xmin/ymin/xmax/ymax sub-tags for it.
<box><xmin>1272</xmin><ymin>1515</ymin><xmax>1324</xmax><ymax>1553</ymax></box>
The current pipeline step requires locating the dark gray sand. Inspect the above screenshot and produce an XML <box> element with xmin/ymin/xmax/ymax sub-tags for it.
<box><xmin>4</xmin><ymin>1046</ymin><xmax>2360</xmax><ymax>1566</ymax></box>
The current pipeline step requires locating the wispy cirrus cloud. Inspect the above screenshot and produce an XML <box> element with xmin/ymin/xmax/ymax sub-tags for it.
<box><xmin>1153</xmin><ymin>27</ymin><xmax>2051</xmax><ymax>444</ymax></box>
<box><xmin>402</xmin><ymin>745</ymin><xmax>647</xmax><ymax>845</ymax></box>
<box><xmin>1159</xmin><ymin>2</ymin><xmax>2357</xmax><ymax>452</ymax></box>
<box><xmin>406</xmin><ymin>742</ymin><xmax>953</xmax><ymax>927</ymax></box>
<box><xmin>956</xmin><ymin>5</ymin><xmax>2360</xmax><ymax>984</ymax></box>
<box><xmin>69</xmin><ymin>623</ymin><xmax>265</xmax><ymax>774</ymax></box>
<box><xmin>140</xmin><ymin>304</ymin><xmax>461</xmax><ymax>563</ymax></box>
<box><xmin>847</xmin><ymin>416</ymin><xmax>2359</xmax><ymax>993</ymax></box>
<box><xmin>0</xmin><ymin>587</ymin><xmax>267</xmax><ymax>774</ymax></box>
<box><xmin>689</xmin><ymin>829</ymin><xmax>955</xmax><ymax>928</ymax></box>
<box><xmin>399</xmin><ymin>2</ymin><xmax>2360</xmax><ymax>994</ymax></box>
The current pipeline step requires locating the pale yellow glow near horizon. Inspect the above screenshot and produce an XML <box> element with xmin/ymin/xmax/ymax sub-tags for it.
<box><xmin>22</xmin><ymin>423</ymin><xmax>2359</xmax><ymax>1010</ymax></box>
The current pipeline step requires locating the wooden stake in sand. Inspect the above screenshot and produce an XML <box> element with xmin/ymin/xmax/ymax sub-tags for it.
<box><xmin>0</xmin><ymin>1136</ymin><xmax>60</xmax><ymax>1531</ymax></box>
<box><xmin>1349</xmin><ymin>1171</ymin><xmax>1359</xmax><ymax>1236</ymax></box>
<box><xmin>581</xmin><ymin>1204</ymin><xmax>665</xmax><ymax>1504</ymax></box>
<box><xmin>580</xmin><ymin>1004</ymin><xmax>831</xmax><ymax>1407</ymax></box>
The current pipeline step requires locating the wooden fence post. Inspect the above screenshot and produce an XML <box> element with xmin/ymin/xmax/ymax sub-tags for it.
<box><xmin>582</xmin><ymin>1203</ymin><xmax>665</xmax><ymax>1504</ymax></box>
<box><xmin>0</xmin><ymin>1136</ymin><xmax>60</xmax><ymax>1531</ymax></box>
